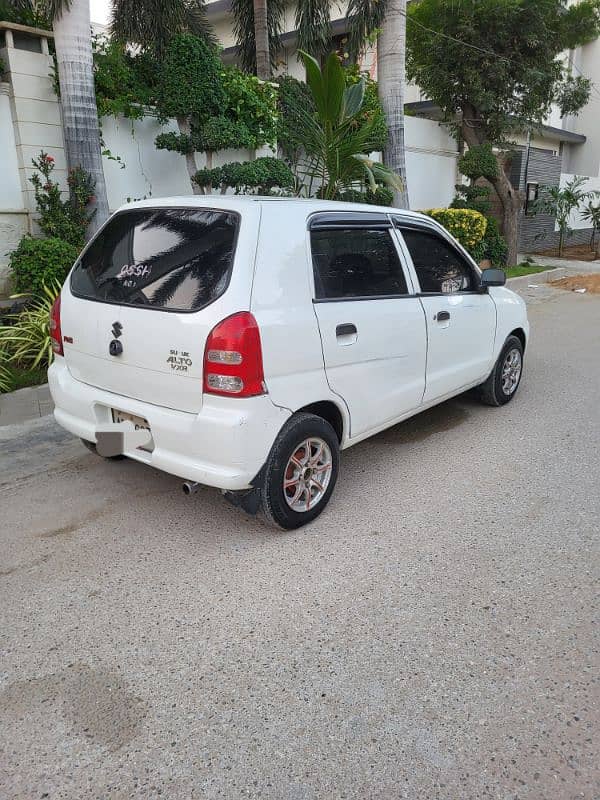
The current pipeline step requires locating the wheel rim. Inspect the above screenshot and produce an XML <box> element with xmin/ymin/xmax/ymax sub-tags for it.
<box><xmin>501</xmin><ymin>347</ymin><xmax>522</xmax><ymax>395</ymax></box>
<box><xmin>283</xmin><ymin>437</ymin><xmax>333</xmax><ymax>513</ymax></box>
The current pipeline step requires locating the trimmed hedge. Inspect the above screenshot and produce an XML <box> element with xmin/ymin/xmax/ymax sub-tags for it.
<box><xmin>422</xmin><ymin>208</ymin><xmax>487</xmax><ymax>252</ymax></box>
<box><xmin>193</xmin><ymin>157</ymin><xmax>294</xmax><ymax>194</ymax></box>
<box><xmin>9</xmin><ymin>236</ymin><xmax>79</xmax><ymax>296</ymax></box>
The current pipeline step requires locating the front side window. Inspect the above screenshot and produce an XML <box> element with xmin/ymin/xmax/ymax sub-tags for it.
<box><xmin>399</xmin><ymin>227</ymin><xmax>476</xmax><ymax>294</ymax></box>
<box><xmin>71</xmin><ymin>208</ymin><xmax>238</xmax><ymax>312</ymax></box>
<box><xmin>311</xmin><ymin>228</ymin><xmax>408</xmax><ymax>299</ymax></box>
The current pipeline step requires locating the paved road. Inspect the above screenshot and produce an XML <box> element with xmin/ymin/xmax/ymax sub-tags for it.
<box><xmin>1</xmin><ymin>290</ymin><xmax>599</xmax><ymax>800</ymax></box>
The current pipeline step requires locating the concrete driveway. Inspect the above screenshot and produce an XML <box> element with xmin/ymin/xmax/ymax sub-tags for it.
<box><xmin>1</xmin><ymin>290</ymin><xmax>599</xmax><ymax>800</ymax></box>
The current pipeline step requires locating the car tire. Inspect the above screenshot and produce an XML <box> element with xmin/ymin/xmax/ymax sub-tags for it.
<box><xmin>478</xmin><ymin>335</ymin><xmax>524</xmax><ymax>407</ymax></box>
<box><xmin>80</xmin><ymin>438</ymin><xmax>125</xmax><ymax>460</ymax></box>
<box><xmin>259</xmin><ymin>412</ymin><xmax>340</xmax><ymax>530</ymax></box>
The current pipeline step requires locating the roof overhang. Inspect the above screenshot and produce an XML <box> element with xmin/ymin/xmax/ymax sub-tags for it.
<box><xmin>405</xmin><ymin>101</ymin><xmax>586</xmax><ymax>145</ymax></box>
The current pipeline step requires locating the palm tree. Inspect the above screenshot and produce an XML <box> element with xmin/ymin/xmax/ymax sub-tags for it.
<box><xmin>346</xmin><ymin>0</ymin><xmax>409</xmax><ymax>207</ymax></box>
<box><xmin>294</xmin><ymin>51</ymin><xmax>403</xmax><ymax>199</ymax></box>
<box><xmin>110</xmin><ymin>0</ymin><xmax>215</xmax><ymax>59</ymax></box>
<box><xmin>375</xmin><ymin>0</ymin><xmax>409</xmax><ymax>207</ymax></box>
<box><xmin>230</xmin><ymin>0</ymin><xmax>283</xmax><ymax>77</ymax></box>
<box><xmin>53</xmin><ymin>0</ymin><xmax>109</xmax><ymax>237</ymax></box>
<box><xmin>6</xmin><ymin>0</ymin><xmax>109</xmax><ymax>237</ymax></box>
<box><xmin>232</xmin><ymin>0</ymin><xmax>410</xmax><ymax>206</ymax></box>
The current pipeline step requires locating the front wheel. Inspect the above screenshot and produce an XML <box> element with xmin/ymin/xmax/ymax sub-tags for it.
<box><xmin>260</xmin><ymin>413</ymin><xmax>340</xmax><ymax>530</ymax></box>
<box><xmin>478</xmin><ymin>335</ymin><xmax>524</xmax><ymax>406</ymax></box>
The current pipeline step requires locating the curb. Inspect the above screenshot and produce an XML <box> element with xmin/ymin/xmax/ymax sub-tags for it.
<box><xmin>0</xmin><ymin>382</ymin><xmax>53</xmax><ymax>427</ymax></box>
<box><xmin>506</xmin><ymin>267</ymin><xmax>567</xmax><ymax>290</ymax></box>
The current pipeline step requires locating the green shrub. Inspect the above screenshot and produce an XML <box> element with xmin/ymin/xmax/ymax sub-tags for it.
<box><xmin>276</xmin><ymin>75</ymin><xmax>314</xmax><ymax>167</ymax></box>
<box><xmin>423</xmin><ymin>208</ymin><xmax>488</xmax><ymax>252</ymax></box>
<box><xmin>29</xmin><ymin>151</ymin><xmax>95</xmax><ymax>248</ymax></box>
<box><xmin>337</xmin><ymin>186</ymin><xmax>394</xmax><ymax>206</ymax></box>
<box><xmin>193</xmin><ymin>157</ymin><xmax>294</xmax><ymax>194</ymax></box>
<box><xmin>9</xmin><ymin>237</ymin><xmax>78</xmax><ymax>296</ymax></box>
<box><xmin>344</xmin><ymin>66</ymin><xmax>388</xmax><ymax>153</ymax></box>
<box><xmin>0</xmin><ymin>282</ymin><xmax>61</xmax><ymax>370</ymax></box>
<box><xmin>458</xmin><ymin>143</ymin><xmax>499</xmax><ymax>181</ymax></box>
<box><xmin>155</xmin><ymin>34</ymin><xmax>225</xmax><ymax>121</ymax></box>
<box><xmin>221</xmin><ymin>67</ymin><xmax>278</xmax><ymax>150</ymax></box>
<box><xmin>480</xmin><ymin>216</ymin><xmax>508</xmax><ymax>266</ymax></box>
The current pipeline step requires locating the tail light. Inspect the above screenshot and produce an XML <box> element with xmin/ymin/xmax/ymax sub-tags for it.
<box><xmin>49</xmin><ymin>293</ymin><xmax>63</xmax><ymax>356</ymax></box>
<box><xmin>203</xmin><ymin>312</ymin><xmax>266</xmax><ymax>397</ymax></box>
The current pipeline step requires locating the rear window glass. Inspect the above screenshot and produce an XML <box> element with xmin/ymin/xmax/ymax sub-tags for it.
<box><xmin>71</xmin><ymin>208</ymin><xmax>238</xmax><ymax>312</ymax></box>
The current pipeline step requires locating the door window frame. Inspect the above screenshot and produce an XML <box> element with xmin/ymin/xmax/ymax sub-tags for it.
<box><xmin>391</xmin><ymin>216</ymin><xmax>483</xmax><ymax>297</ymax></box>
<box><xmin>307</xmin><ymin>212</ymin><xmax>418</xmax><ymax>302</ymax></box>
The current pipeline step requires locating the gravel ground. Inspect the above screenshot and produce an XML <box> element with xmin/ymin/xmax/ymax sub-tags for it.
<box><xmin>1</xmin><ymin>290</ymin><xmax>598</xmax><ymax>800</ymax></box>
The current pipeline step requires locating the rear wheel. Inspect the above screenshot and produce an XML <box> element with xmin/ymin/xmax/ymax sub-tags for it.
<box><xmin>478</xmin><ymin>335</ymin><xmax>524</xmax><ymax>406</ymax></box>
<box><xmin>80</xmin><ymin>438</ymin><xmax>125</xmax><ymax>460</ymax></box>
<box><xmin>260</xmin><ymin>413</ymin><xmax>340</xmax><ymax>530</ymax></box>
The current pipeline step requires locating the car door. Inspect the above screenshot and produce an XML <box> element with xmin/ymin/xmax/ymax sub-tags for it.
<box><xmin>309</xmin><ymin>212</ymin><xmax>427</xmax><ymax>439</ymax></box>
<box><xmin>393</xmin><ymin>219</ymin><xmax>496</xmax><ymax>404</ymax></box>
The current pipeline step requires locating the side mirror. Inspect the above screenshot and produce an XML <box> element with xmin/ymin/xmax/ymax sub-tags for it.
<box><xmin>480</xmin><ymin>268</ymin><xmax>506</xmax><ymax>289</ymax></box>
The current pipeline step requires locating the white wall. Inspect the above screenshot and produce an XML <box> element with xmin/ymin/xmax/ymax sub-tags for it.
<box><xmin>405</xmin><ymin>117</ymin><xmax>458</xmax><ymax>210</ymax></box>
<box><xmin>559</xmin><ymin>172</ymin><xmax>600</xmax><ymax>231</ymax></box>
<box><xmin>100</xmin><ymin>114</ymin><xmax>274</xmax><ymax>210</ymax></box>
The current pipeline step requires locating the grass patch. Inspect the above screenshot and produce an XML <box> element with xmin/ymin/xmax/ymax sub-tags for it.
<box><xmin>504</xmin><ymin>263</ymin><xmax>555</xmax><ymax>279</ymax></box>
<box><xmin>2</xmin><ymin>364</ymin><xmax>47</xmax><ymax>393</ymax></box>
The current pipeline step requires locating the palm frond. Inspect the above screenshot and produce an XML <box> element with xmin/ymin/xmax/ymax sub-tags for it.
<box><xmin>295</xmin><ymin>0</ymin><xmax>333</xmax><ymax>62</ymax></box>
<box><xmin>111</xmin><ymin>0</ymin><xmax>215</xmax><ymax>57</ymax></box>
<box><xmin>346</xmin><ymin>0</ymin><xmax>388</xmax><ymax>61</ymax></box>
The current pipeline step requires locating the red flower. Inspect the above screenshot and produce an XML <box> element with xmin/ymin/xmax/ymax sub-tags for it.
<box><xmin>45</xmin><ymin>155</ymin><xmax>55</xmax><ymax>163</ymax></box>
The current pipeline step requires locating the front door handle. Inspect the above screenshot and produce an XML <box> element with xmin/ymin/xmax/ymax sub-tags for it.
<box><xmin>336</xmin><ymin>323</ymin><xmax>357</xmax><ymax>336</ymax></box>
<box><xmin>435</xmin><ymin>311</ymin><xmax>450</xmax><ymax>321</ymax></box>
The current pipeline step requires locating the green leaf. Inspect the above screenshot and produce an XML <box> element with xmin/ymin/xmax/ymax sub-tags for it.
<box><xmin>342</xmin><ymin>77</ymin><xmax>365</xmax><ymax>119</ymax></box>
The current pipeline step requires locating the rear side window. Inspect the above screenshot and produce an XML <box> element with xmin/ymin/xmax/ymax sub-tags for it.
<box><xmin>311</xmin><ymin>228</ymin><xmax>408</xmax><ymax>299</ymax></box>
<box><xmin>399</xmin><ymin>227</ymin><xmax>476</xmax><ymax>294</ymax></box>
<box><xmin>71</xmin><ymin>208</ymin><xmax>239</xmax><ymax>312</ymax></box>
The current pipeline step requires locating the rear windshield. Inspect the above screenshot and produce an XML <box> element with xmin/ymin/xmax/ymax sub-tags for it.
<box><xmin>71</xmin><ymin>208</ymin><xmax>239</xmax><ymax>312</ymax></box>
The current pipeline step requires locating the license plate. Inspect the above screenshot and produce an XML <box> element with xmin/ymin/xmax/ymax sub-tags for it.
<box><xmin>111</xmin><ymin>409</ymin><xmax>154</xmax><ymax>452</ymax></box>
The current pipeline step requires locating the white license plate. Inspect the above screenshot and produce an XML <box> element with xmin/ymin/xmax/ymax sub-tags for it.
<box><xmin>111</xmin><ymin>410</ymin><xmax>154</xmax><ymax>452</ymax></box>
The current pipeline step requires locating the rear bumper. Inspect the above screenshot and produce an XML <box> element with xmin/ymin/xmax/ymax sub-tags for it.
<box><xmin>48</xmin><ymin>358</ymin><xmax>290</xmax><ymax>491</ymax></box>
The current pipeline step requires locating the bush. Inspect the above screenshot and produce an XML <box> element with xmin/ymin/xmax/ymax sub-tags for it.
<box><xmin>0</xmin><ymin>282</ymin><xmax>61</xmax><ymax>370</ymax></box>
<box><xmin>337</xmin><ymin>186</ymin><xmax>394</xmax><ymax>206</ymax></box>
<box><xmin>193</xmin><ymin>157</ymin><xmax>294</xmax><ymax>194</ymax></box>
<box><xmin>9</xmin><ymin>237</ymin><xmax>78</xmax><ymax>296</ymax></box>
<box><xmin>221</xmin><ymin>67</ymin><xmax>278</xmax><ymax>150</ymax></box>
<box><xmin>276</xmin><ymin>75</ymin><xmax>314</xmax><ymax>166</ymax></box>
<box><xmin>480</xmin><ymin>216</ymin><xmax>508</xmax><ymax>266</ymax></box>
<box><xmin>344</xmin><ymin>66</ymin><xmax>388</xmax><ymax>153</ymax></box>
<box><xmin>30</xmin><ymin>151</ymin><xmax>95</xmax><ymax>248</ymax></box>
<box><xmin>423</xmin><ymin>208</ymin><xmax>488</xmax><ymax>252</ymax></box>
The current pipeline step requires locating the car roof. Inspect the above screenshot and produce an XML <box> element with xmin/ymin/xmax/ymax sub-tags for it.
<box><xmin>114</xmin><ymin>195</ymin><xmax>430</xmax><ymax>222</ymax></box>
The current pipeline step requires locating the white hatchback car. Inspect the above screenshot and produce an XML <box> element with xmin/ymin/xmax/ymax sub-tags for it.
<box><xmin>49</xmin><ymin>197</ymin><xmax>528</xmax><ymax>528</ymax></box>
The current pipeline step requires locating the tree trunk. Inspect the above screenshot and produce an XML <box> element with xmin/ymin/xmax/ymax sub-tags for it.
<box><xmin>53</xmin><ymin>0</ymin><xmax>109</xmax><ymax>239</ymax></box>
<box><xmin>176</xmin><ymin>116</ymin><xmax>201</xmax><ymax>194</ymax></box>
<box><xmin>489</xmin><ymin>167</ymin><xmax>521</xmax><ymax>267</ymax></box>
<box><xmin>460</xmin><ymin>113</ymin><xmax>521</xmax><ymax>266</ymax></box>
<box><xmin>253</xmin><ymin>0</ymin><xmax>270</xmax><ymax>80</ymax></box>
<box><xmin>377</xmin><ymin>0</ymin><xmax>409</xmax><ymax>209</ymax></box>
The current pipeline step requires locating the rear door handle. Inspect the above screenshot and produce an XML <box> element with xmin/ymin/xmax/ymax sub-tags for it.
<box><xmin>336</xmin><ymin>323</ymin><xmax>357</xmax><ymax>336</ymax></box>
<box><xmin>435</xmin><ymin>311</ymin><xmax>450</xmax><ymax>321</ymax></box>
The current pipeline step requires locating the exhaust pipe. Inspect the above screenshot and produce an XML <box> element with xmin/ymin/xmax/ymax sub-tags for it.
<box><xmin>182</xmin><ymin>481</ymin><xmax>200</xmax><ymax>496</ymax></box>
